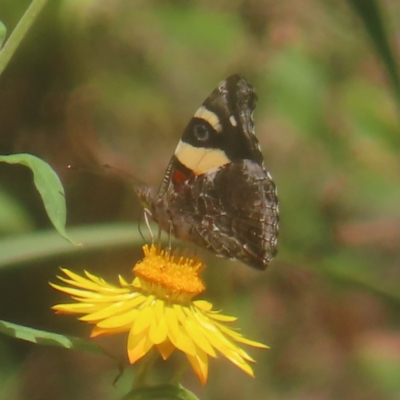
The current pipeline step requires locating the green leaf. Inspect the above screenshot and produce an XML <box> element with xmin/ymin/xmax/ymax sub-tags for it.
<box><xmin>347</xmin><ymin>0</ymin><xmax>400</xmax><ymax>111</ymax></box>
<box><xmin>0</xmin><ymin>319</ymin><xmax>104</xmax><ymax>355</ymax></box>
<box><xmin>0</xmin><ymin>20</ymin><xmax>6</xmax><ymax>48</ymax></box>
<box><xmin>121</xmin><ymin>384</ymin><xmax>200</xmax><ymax>400</ymax></box>
<box><xmin>0</xmin><ymin>153</ymin><xmax>75</xmax><ymax>244</ymax></box>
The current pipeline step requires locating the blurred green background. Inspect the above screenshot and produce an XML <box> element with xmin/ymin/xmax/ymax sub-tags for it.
<box><xmin>1</xmin><ymin>0</ymin><xmax>400</xmax><ymax>399</ymax></box>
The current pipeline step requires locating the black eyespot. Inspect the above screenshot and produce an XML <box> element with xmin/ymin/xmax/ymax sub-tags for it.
<box><xmin>193</xmin><ymin>124</ymin><xmax>210</xmax><ymax>142</ymax></box>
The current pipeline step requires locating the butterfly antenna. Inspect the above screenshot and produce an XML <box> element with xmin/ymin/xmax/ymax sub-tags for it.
<box><xmin>67</xmin><ymin>164</ymin><xmax>145</xmax><ymax>188</ymax></box>
<box><xmin>102</xmin><ymin>164</ymin><xmax>145</xmax><ymax>187</ymax></box>
<box><xmin>67</xmin><ymin>164</ymin><xmax>104</xmax><ymax>176</ymax></box>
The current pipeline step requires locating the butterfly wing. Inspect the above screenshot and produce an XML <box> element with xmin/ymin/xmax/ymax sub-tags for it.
<box><xmin>174</xmin><ymin>160</ymin><xmax>278</xmax><ymax>269</ymax></box>
<box><xmin>137</xmin><ymin>75</ymin><xmax>279</xmax><ymax>269</ymax></box>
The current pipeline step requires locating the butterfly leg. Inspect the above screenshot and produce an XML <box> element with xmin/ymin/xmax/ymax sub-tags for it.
<box><xmin>156</xmin><ymin>222</ymin><xmax>163</xmax><ymax>248</ymax></box>
<box><xmin>167</xmin><ymin>219</ymin><xmax>174</xmax><ymax>252</ymax></box>
<box><xmin>143</xmin><ymin>208</ymin><xmax>155</xmax><ymax>244</ymax></box>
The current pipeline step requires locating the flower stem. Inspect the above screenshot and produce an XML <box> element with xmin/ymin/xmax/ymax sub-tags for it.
<box><xmin>0</xmin><ymin>0</ymin><xmax>48</xmax><ymax>77</ymax></box>
<box><xmin>132</xmin><ymin>350</ymin><xmax>159</xmax><ymax>389</ymax></box>
<box><xmin>171</xmin><ymin>360</ymin><xmax>188</xmax><ymax>384</ymax></box>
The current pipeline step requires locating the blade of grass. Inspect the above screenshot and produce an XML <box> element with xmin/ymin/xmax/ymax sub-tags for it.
<box><xmin>0</xmin><ymin>20</ymin><xmax>6</xmax><ymax>48</ymax></box>
<box><xmin>282</xmin><ymin>250</ymin><xmax>400</xmax><ymax>306</ymax></box>
<box><xmin>347</xmin><ymin>0</ymin><xmax>400</xmax><ymax>111</ymax></box>
<box><xmin>0</xmin><ymin>223</ymin><xmax>158</xmax><ymax>270</ymax></box>
<box><xmin>0</xmin><ymin>0</ymin><xmax>48</xmax><ymax>76</ymax></box>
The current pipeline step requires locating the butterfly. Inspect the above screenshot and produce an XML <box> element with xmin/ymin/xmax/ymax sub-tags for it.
<box><xmin>136</xmin><ymin>75</ymin><xmax>279</xmax><ymax>269</ymax></box>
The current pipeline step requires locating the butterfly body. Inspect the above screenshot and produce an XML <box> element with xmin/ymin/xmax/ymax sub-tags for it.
<box><xmin>137</xmin><ymin>75</ymin><xmax>279</xmax><ymax>270</ymax></box>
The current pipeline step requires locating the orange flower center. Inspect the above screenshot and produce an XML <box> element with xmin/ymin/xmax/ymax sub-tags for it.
<box><xmin>133</xmin><ymin>245</ymin><xmax>205</xmax><ymax>302</ymax></box>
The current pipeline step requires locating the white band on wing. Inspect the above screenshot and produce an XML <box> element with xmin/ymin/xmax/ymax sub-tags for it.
<box><xmin>194</xmin><ymin>106</ymin><xmax>223</xmax><ymax>133</ymax></box>
<box><xmin>175</xmin><ymin>140</ymin><xmax>230</xmax><ymax>175</ymax></box>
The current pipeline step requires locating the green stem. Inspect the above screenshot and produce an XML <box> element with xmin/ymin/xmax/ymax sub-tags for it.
<box><xmin>170</xmin><ymin>360</ymin><xmax>188</xmax><ymax>384</ymax></box>
<box><xmin>132</xmin><ymin>350</ymin><xmax>159</xmax><ymax>389</ymax></box>
<box><xmin>0</xmin><ymin>0</ymin><xmax>48</xmax><ymax>76</ymax></box>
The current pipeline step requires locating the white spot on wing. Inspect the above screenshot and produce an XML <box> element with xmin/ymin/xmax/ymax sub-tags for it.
<box><xmin>229</xmin><ymin>115</ymin><xmax>237</xmax><ymax>126</ymax></box>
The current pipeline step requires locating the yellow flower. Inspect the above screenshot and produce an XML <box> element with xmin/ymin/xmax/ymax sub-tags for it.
<box><xmin>51</xmin><ymin>245</ymin><xmax>268</xmax><ymax>385</ymax></box>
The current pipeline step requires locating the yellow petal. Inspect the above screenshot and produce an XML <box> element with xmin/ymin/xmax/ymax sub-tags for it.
<box><xmin>118</xmin><ymin>275</ymin><xmax>130</xmax><ymax>286</ymax></box>
<box><xmin>149</xmin><ymin>302</ymin><xmax>168</xmax><ymax>345</ymax></box>
<box><xmin>198</xmin><ymin>327</ymin><xmax>254</xmax><ymax>375</ymax></box>
<box><xmin>153</xmin><ymin>298</ymin><xmax>164</xmax><ymax>321</ymax></box>
<box><xmin>84</xmin><ymin>270</ymin><xmax>116</xmax><ymax>287</ymax></box>
<box><xmin>127</xmin><ymin>328</ymin><xmax>153</xmax><ymax>363</ymax></box>
<box><xmin>91</xmin><ymin>324</ymin><xmax>131</xmax><ymax>337</ymax></box>
<box><xmin>50</xmin><ymin>283</ymin><xmax>102</xmax><ymax>299</ymax></box>
<box><xmin>186</xmin><ymin>347</ymin><xmax>209</xmax><ymax>385</ymax></box>
<box><xmin>227</xmin><ymin>357</ymin><xmax>255</xmax><ymax>377</ymax></box>
<box><xmin>156</xmin><ymin>339</ymin><xmax>175</xmax><ymax>360</ymax></box>
<box><xmin>73</xmin><ymin>292</ymin><xmax>134</xmax><ymax>303</ymax></box>
<box><xmin>80</xmin><ymin>294</ymin><xmax>146</xmax><ymax>322</ymax></box>
<box><xmin>192</xmin><ymin>309</ymin><xmax>250</xmax><ymax>366</ymax></box>
<box><xmin>235</xmin><ymin>336</ymin><xmax>269</xmax><ymax>349</ymax></box>
<box><xmin>192</xmin><ymin>300</ymin><xmax>213</xmax><ymax>311</ymax></box>
<box><xmin>96</xmin><ymin>308</ymin><xmax>139</xmax><ymax>328</ymax></box>
<box><xmin>207</xmin><ymin>334</ymin><xmax>248</xmax><ymax>368</ymax></box>
<box><xmin>165</xmin><ymin>305</ymin><xmax>196</xmax><ymax>356</ymax></box>
<box><xmin>183</xmin><ymin>308</ymin><xmax>216</xmax><ymax>357</ymax></box>
<box><xmin>52</xmin><ymin>302</ymin><xmax>100</xmax><ymax>314</ymax></box>
<box><xmin>205</xmin><ymin>312</ymin><xmax>237</xmax><ymax>322</ymax></box>
<box><xmin>132</xmin><ymin>277</ymin><xmax>141</xmax><ymax>289</ymax></box>
<box><xmin>217</xmin><ymin>323</ymin><xmax>268</xmax><ymax>349</ymax></box>
<box><xmin>58</xmin><ymin>269</ymin><xmax>112</xmax><ymax>292</ymax></box>
<box><xmin>191</xmin><ymin>307</ymin><xmax>221</xmax><ymax>333</ymax></box>
<box><xmin>132</xmin><ymin>303</ymin><xmax>154</xmax><ymax>335</ymax></box>
<box><xmin>60</xmin><ymin>272</ymin><xmax>125</xmax><ymax>294</ymax></box>
<box><xmin>164</xmin><ymin>305</ymin><xmax>182</xmax><ymax>345</ymax></box>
